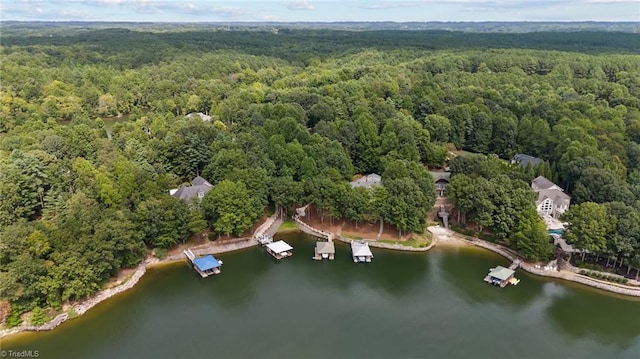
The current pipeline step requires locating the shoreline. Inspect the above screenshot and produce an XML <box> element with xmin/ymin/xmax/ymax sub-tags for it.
<box><xmin>4</xmin><ymin>222</ymin><xmax>639</xmax><ymax>339</ymax></box>
<box><xmin>428</xmin><ymin>226</ymin><xmax>640</xmax><ymax>298</ymax></box>
<box><xmin>0</xmin><ymin>237</ymin><xmax>260</xmax><ymax>340</ymax></box>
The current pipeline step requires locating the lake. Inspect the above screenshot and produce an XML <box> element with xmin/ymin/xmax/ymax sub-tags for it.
<box><xmin>2</xmin><ymin>233</ymin><xmax>639</xmax><ymax>359</ymax></box>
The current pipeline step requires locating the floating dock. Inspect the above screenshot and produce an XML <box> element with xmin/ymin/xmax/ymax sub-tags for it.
<box><xmin>484</xmin><ymin>260</ymin><xmax>520</xmax><ymax>287</ymax></box>
<box><xmin>351</xmin><ymin>240</ymin><xmax>373</xmax><ymax>263</ymax></box>
<box><xmin>266</xmin><ymin>240</ymin><xmax>293</xmax><ymax>260</ymax></box>
<box><xmin>184</xmin><ymin>249</ymin><xmax>223</xmax><ymax>278</ymax></box>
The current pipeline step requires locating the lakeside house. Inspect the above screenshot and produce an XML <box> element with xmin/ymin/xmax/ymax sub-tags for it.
<box><xmin>169</xmin><ymin>176</ymin><xmax>213</xmax><ymax>202</ymax></box>
<box><xmin>511</xmin><ymin>154</ymin><xmax>543</xmax><ymax>168</ymax></box>
<box><xmin>429</xmin><ymin>171</ymin><xmax>451</xmax><ymax>197</ymax></box>
<box><xmin>351</xmin><ymin>240</ymin><xmax>373</xmax><ymax>263</ymax></box>
<box><xmin>266</xmin><ymin>240</ymin><xmax>294</xmax><ymax>260</ymax></box>
<box><xmin>314</xmin><ymin>241</ymin><xmax>335</xmax><ymax>260</ymax></box>
<box><xmin>350</xmin><ymin>173</ymin><xmax>382</xmax><ymax>189</ymax></box>
<box><xmin>531</xmin><ymin>176</ymin><xmax>571</xmax><ymax>219</ymax></box>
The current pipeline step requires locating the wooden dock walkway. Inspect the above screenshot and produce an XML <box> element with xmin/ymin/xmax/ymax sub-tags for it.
<box><xmin>509</xmin><ymin>259</ymin><xmax>521</xmax><ymax>270</ymax></box>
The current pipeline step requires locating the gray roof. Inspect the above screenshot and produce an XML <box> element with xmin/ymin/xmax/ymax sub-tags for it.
<box><xmin>429</xmin><ymin>171</ymin><xmax>451</xmax><ymax>183</ymax></box>
<box><xmin>171</xmin><ymin>176</ymin><xmax>213</xmax><ymax>201</ymax></box>
<box><xmin>512</xmin><ymin>154</ymin><xmax>543</xmax><ymax>168</ymax></box>
<box><xmin>350</xmin><ymin>173</ymin><xmax>382</xmax><ymax>188</ymax></box>
<box><xmin>316</xmin><ymin>241</ymin><xmax>335</xmax><ymax>254</ymax></box>
<box><xmin>488</xmin><ymin>266</ymin><xmax>515</xmax><ymax>281</ymax></box>
<box><xmin>536</xmin><ymin>188</ymin><xmax>571</xmax><ymax>206</ymax></box>
<box><xmin>531</xmin><ymin>176</ymin><xmax>560</xmax><ymax>191</ymax></box>
<box><xmin>191</xmin><ymin>176</ymin><xmax>212</xmax><ymax>187</ymax></box>
<box><xmin>351</xmin><ymin>241</ymin><xmax>373</xmax><ymax>257</ymax></box>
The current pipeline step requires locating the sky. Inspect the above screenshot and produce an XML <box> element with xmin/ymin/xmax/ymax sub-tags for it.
<box><xmin>1</xmin><ymin>0</ymin><xmax>639</xmax><ymax>22</ymax></box>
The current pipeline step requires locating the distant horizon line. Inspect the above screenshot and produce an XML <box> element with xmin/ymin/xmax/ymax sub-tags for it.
<box><xmin>2</xmin><ymin>20</ymin><xmax>639</xmax><ymax>24</ymax></box>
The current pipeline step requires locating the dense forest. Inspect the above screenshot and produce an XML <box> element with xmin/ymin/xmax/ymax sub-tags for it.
<box><xmin>1</xmin><ymin>25</ymin><xmax>639</xmax><ymax>324</ymax></box>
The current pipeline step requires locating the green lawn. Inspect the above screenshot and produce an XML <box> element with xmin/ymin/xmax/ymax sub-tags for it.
<box><xmin>378</xmin><ymin>232</ymin><xmax>432</xmax><ymax>248</ymax></box>
<box><xmin>277</xmin><ymin>219</ymin><xmax>299</xmax><ymax>232</ymax></box>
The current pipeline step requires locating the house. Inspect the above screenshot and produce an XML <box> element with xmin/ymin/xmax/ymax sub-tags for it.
<box><xmin>170</xmin><ymin>176</ymin><xmax>213</xmax><ymax>201</ymax></box>
<box><xmin>186</xmin><ymin>112</ymin><xmax>212</xmax><ymax>122</ymax></box>
<box><xmin>351</xmin><ymin>240</ymin><xmax>373</xmax><ymax>263</ymax></box>
<box><xmin>430</xmin><ymin>171</ymin><xmax>451</xmax><ymax>197</ymax></box>
<box><xmin>350</xmin><ymin>173</ymin><xmax>382</xmax><ymax>189</ymax></box>
<box><xmin>511</xmin><ymin>154</ymin><xmax>543</xmax><ymax>168</ymax></box>
<box><xmin>531</xmin><ymin>176</ymin><xmax>571</xmax><ymax>219</ymax></box>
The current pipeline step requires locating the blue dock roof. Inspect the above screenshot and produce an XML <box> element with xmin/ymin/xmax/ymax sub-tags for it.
<box><xmin>193</xmin><ymin>255</ymin><xmax>221</xmax><ymax>271</ymax></box>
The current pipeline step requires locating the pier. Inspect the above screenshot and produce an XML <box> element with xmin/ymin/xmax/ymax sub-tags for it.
<box><xmin>184</xmin><ymin>249</ymin><xmax>223</xmax><ymax>278</ymax></box>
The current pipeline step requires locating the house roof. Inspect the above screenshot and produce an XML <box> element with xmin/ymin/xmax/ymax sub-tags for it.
<box><xmin>512</xmin><ymin>154</ymin><xmax>543</xmax><ymax>168</ymax></box>
<box><xmin>171</xmin><ymin>176</ymin><xmax>213</xmax><ymax>201</ymax></box>
<box><xmin>429</xmin><ymin>171</ymin><xmax>451</xmax><ymax>183</ymax></box>
<box><xmin>193</xmin><ymin>255</ymin><xmax>221</xmax><ymax>271</ymax></box>
<box><xmin>316</xmin><ymin>241</ymin><xmax>335</xmax><ymax>254</ymax></box>
<box><xmin>351</xmin><ymin>241</ymin><xmax>373</xmax><ymax>257</ymax></box>
<box><xmin>536</xmin><ymin>189</ymin><xmax>571</xmax><ymax>206</ymax></box>
<box><xmin>192</xmin><ymin>176</ymin><xmax>213</xmax><ymax>187</ymax></box>
<box><xmin>531</xmin><ymin>176</ymin><xmax>561</xmax><ymax>191</ymax></box>
<box><xmin>488</xmin><ymin>266</ymin><xmax>514</xmax><ymax>281</ymax></box>
<box><xmin>266</xmin><ymin>240</ymin><xmax>293</xmax><ymax>254</ymax></box>
<box><xmin>350</xmin><ymin>173</ymin><xmax>382</xmax><ymax>188</ymax></box>
<box><xmin>186</xmin><ymin>112</ymin><xmax>212</xmax><ymax>122</ymax></box>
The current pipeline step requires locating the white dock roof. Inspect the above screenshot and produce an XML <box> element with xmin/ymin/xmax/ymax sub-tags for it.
<box><xmin>351</xmin><ymin>241</ymin><xmax>373</xmax><ymax>257</ymax></box>
<box><xmin>266</xmin><ymin>240</ymin><xmax>293</xmax><ymax>254</ymax></box>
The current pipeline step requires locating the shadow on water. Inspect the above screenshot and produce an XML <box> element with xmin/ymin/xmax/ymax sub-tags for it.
<box><xmin>275</xmin><ymin>232</ymin><xmax>430</xmax><ymax>298</ymax></box>
<box><xmin>545</xmin><ymin>286</ymin><xmax>640</xmax><ymax>347</ymax></box>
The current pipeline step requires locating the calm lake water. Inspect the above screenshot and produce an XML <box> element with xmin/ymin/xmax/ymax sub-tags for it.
<box><xmin>3</xmin><ymin>233</ymin><xmax>640</xmax><ymax>359</ymax></box>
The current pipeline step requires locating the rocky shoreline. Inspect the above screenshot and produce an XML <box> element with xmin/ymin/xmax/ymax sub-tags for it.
<box><xmin>0</xmin><ymin>238</ymin><xmax>260</xmax><ymax>340</ymax></box>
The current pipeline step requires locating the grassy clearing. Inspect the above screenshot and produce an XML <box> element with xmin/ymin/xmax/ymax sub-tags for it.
<box><xmin>277</xmin><ymin>219</ymin><xmax>300</xmax><ymax>232</ymax></box>
<box><xmin>341</xmin><ymin>233</ymin><xmax>364</xmax><ymax>240</ymax></box>
<box><xmin>379</xmin><ymin>233</ymin><xmax>432</xmax><ymax>248</ymax></box>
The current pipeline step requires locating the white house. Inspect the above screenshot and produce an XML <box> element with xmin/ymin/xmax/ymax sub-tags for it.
<box><xmin>531</xmin><ymin>176</ymin><xmax>571</xmax><ymax>219</ymax></box>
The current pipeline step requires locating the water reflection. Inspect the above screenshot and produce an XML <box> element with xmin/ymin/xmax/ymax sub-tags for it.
<box><xmin>437</xmin><ymin>246</ymin><xmax>540</xmax><ymax>309</ymax></box>
<box><xmin>546</xmin><ymin>287</ymin><xmax>640</xmax><ymax>347</ymax></box>
<box><xmin>276</xmin><ymin>233</ymin><xmax>430</xmax><ymax>298</ymax></box>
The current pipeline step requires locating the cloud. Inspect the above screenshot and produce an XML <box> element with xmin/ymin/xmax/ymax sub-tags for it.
<box><xmin>282</xmin><ymin>1</ymin><xmax>314</xmax><ymax>10</ymax></box>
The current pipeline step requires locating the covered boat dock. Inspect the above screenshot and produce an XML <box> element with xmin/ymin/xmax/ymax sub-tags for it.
<box><xmin>314</xmin><ymin>241</ymin><xmax>335</xmax><ymax>260</ymax></box>
<box><xmin>266</xmin><ymin>240</ymin><xmax>293</xmax><ymax>260</ymax></box>
<box><xmin>351</xmin><ymin>240</ymin><xmax>373</xmax><ymax>263</ymax></box>
<box><xmin>484</xmin><ymin>264</ymin><xmax>520</xmax><ymax>288</ymax></box>
<box><xmin>184</xmin><ymin>249</ymin><xmax>223</xmax><ymax>278</ymax></box>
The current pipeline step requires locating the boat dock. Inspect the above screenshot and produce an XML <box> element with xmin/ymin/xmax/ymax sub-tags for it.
<box><xmin>351</xmin><ymin>240</ymin><xmax>373</xmax><ymax>263</ymax></box>
<box><xmin>184</xmin><ymin>249</ymin><xmax>223</xmax><ymax>278</ymax></box>
<box><xmin>257</xmin><ymin>234</ymin><xmax>273</xmax><ymax>245</ymax></box>
<box><xmin>314</xmin><ymin>241</ymin><xmax>335</xmax><ymax>260</ymax></box>
<box><xmin>484</xmin><ymin>259</ymin><xmax>520</xmax><ymax>287</ymax></box>
<box><xmin>266</xmin><ymin>240</ymin><xmax>293</xmax><ymax>260</ymax></box>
